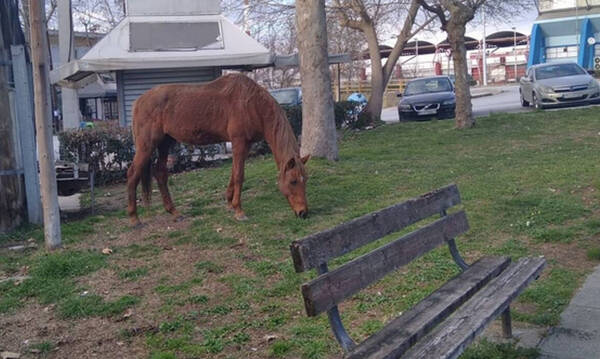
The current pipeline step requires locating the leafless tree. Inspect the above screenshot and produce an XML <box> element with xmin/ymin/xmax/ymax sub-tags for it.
<box><xmin>330</xmin><ymin>0</ymin><xmax>436</xmax><ymax>122</ymax></box>
<box><xmin>419</xmin><ymin>0</ymin><xmax>531</xmax><ymax>128</ymax></box>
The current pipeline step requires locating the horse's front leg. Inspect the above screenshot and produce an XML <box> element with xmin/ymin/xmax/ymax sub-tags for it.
<box><xmin>230</xmin><ymin>139</ymin><xmax>249</xmax><ymax>221</ymax></box>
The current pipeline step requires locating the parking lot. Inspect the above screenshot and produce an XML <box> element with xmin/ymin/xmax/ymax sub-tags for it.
<box><xmin>382</xmin><ymin>84</ymin><xmax>600</xmax><ymax>123</ymax></box>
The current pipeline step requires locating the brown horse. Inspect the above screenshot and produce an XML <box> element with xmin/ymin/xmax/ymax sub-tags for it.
<box><xmin>126</xmin><ymin>73</ymin><xmax>310</xmax><ymax>226</ymax></box>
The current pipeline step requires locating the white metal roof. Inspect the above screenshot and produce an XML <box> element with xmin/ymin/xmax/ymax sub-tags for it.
<box><xmin>50</xmin><ymin>14</ymin><xmax>272</xmax><ymax>86</ymax></box>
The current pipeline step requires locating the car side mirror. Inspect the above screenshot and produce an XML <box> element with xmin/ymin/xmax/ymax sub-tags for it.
<box><xmin>396</xmin><ymin>92</ymin><xmax>403</xmax><ymax>98</ymax></box>
<box><xmin>588</xmin><ymin>69</ymin><xmax>596</xmax><ymax>75</ymax></box>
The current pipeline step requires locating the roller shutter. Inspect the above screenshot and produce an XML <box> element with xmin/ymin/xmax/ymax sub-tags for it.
<box><xmin>117</xmin><ymin>67</ymin><xmax>221</xmax><ymax>126</ymax></box>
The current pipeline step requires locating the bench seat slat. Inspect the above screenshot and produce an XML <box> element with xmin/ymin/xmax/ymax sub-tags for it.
<box><xmin>302</xmin><ymin>211</ymin><xmax>469</xmax><ymax>317</ymax></box>
<box><xmin>402</xmin><ymin>256</ymin><xmax>546</xmax><ymax>359</ymax></box>
<box><xmin>346</xmin><ymin>256</ymin><xmax>511</xmax><ymax>359</ymax></box>
<box><xmin>290</xmin><ymin>184</ymin><xmax>461</xmax><ymax>272</ymax></box>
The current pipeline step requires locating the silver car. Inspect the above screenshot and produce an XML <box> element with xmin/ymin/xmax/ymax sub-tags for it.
<box><xmin>519</xmin><ymin>62</ymin><xmax>600</xmax><ymax>109</ymax></box>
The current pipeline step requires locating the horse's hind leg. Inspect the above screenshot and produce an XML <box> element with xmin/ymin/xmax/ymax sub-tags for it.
<box><xmin>155</xmin><ymin>138</ymin><xmax>181</xmax><ymax>220</ymax></box>
<box><xmin>230</xmin><ymin>138</ymin><xmax>250</xmax><ymax>221</ymax></box>
<box><xmin>127</xmin><ymin>146</ymin><xmax>153</xmax><ymax>227</ymax></box>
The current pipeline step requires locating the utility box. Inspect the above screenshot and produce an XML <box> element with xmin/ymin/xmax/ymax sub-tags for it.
<box><xmin>126</xmin><ymin>0</ymin><xmax>221</xmax><ymax>16</ymax></box>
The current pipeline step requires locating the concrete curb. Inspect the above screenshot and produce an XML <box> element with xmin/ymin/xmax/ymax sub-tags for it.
<box><xmin>471</xmin><ymin>90</ymin><xmax>503</xmax><ymax>99</ymax></box>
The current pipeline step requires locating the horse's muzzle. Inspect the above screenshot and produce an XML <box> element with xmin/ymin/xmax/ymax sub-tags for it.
<box><xmin>297</xmin><ymin>210</ymin><xmax>308</xmax><ymax>219</ymax></box>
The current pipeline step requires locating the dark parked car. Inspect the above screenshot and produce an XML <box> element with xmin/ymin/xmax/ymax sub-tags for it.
<box><xmin>519</xmin><ymin>62</ymin><xmax>600</xmax><ymax>109</ymax></box>
<box><xmin>269</xmin><ymin>87</ymin><xmax>302</xmax><ymax>106</ymax></box>
<box><xmin>397</xmin><ymin>76</ymin><xmax>456</xmax><ymax>121</ymax></box>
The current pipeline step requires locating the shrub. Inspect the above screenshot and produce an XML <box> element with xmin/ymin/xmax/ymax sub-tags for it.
<box><xmin>282</xmin><ymin>100</ymin><xmax>367</xmax><ymax>137</ymax></box>
<box><xmin>58</xmin><ymin>122</ymin><xmax>221</xmax><ymax>185</ymax></box>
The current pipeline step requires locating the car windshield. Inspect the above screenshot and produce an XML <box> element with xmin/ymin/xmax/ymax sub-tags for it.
<box><xmin>534</xmin><ymin>63</ymin><xmax>586</xmax><ymax>80</ymax></box>
<box><xmin>270</xmin><ymin>89</ymin><xmax>299</xmax><ymax>105</ymax></box>
<box><xmin>404</xmin><ymin>78</ymin><xmax>452</xmax><ymax>96</ymax></box>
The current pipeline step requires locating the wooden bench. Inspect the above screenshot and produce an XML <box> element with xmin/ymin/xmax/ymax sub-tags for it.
<box><xmin>290</xmin><ymin>184</ymin><xmax>545</xmax><ymax>358</ymax></box>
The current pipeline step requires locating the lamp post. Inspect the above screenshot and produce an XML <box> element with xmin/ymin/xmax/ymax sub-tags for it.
<box><xmin>482</xmin><ymin>9</ymin><xmax>487</xmax><ymax>86</ymax></box>
<box><xmin>512</xmin><ymin>26</ymin><xmax>517</xmax><ymax>81</ymax></box>
<box><xmin>415</xmin><ymin>39</ymin><xmax>419</xmax><ymax>77</ymax></box>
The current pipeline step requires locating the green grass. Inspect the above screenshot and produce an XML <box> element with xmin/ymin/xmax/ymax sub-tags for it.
<box><xmin>588</xmin><ymin>247</ymin><xmax>600</xmax><ymax>260</ymax></box>
<box><xmin>460</xmin><ymin>338</ymin><xmax>539</xmax><ymax>359</ymax></box>
<box><xmin>0</xmin><ymin>250</ymin><xmax>137</xmax><ymax>319</ymax></box>
<box><xmin>3</xmin><ymin>107</ymin><xmax>600</xmax><ymax>358</ymax></box>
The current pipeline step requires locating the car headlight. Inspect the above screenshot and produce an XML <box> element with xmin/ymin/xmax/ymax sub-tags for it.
<box><xmin>538</xmin><ymin>84</ymin><xmax>553</xmax><ymax>94</ymax></box>
<box><xmin>588</xmin><ymin>79</ymin><xmax>599</xmax><ymax>89</ymax></box>
<box><xmin>399</xmin><ymin>104</ymin><xmax>412</xmax><ymax>110</ymax></box>
<box><xmin>442</xmin><ymin>99</ymin><xmax>456</xmax><ymax>105</ymax></box>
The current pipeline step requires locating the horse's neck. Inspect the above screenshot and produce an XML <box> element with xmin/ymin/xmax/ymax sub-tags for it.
<box><xmin>263</xmin><ymin>116</ymin><xmax>298</xmax><ymax>170</ymax></box>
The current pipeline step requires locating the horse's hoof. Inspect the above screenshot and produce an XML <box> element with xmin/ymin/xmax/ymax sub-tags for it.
<box><xmin>235</xmin><ymin>213</ymin><xmax>249</xmax><ymax>221</ymax></box>
<box><xmin>174</xmin><ymin>215</ymin><xmax>186</xmax><ymax>222</ymax></box>
<box><xmin>132</xmin><ymin>222</ymin><xmax>146</xmax><ymax>230</ymax></box>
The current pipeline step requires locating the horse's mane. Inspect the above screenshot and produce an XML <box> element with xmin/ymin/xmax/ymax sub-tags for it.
<box><xmin>214</xmin><ymin>74</ymin><xmax>300</xmax><ymax>170</ymax></box>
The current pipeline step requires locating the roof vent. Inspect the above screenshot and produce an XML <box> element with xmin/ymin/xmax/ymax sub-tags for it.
<box><xmin>126</xmin><ymin>0</ymin><xmax>221</xmax><ymax>17</ymax></box>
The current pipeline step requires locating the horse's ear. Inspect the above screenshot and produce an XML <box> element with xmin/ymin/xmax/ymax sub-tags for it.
<box><xmin>300</xmin><ymin>154</ymin><xmax>310</xmax><ymax>164</ymax></box>
<box><xmin>285</xmin><ymin>158</ymin><xmax>296</xmax><ymax>172</ymax></box>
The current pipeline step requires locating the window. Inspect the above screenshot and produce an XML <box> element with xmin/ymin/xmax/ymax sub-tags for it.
<box><xmin>534</xmin><ymin>63</ymin><xmax>586</xmax><ymax>80</ymax></box>
<box><xmin>129</xmin><ymin>22</ymin><xmax>223</xmax><ymax>52</ymax></box>
<box><xmin>404</xmin><ymin>78</ymin><xmax>453</xmax><ymax>96</ymax></box>
<box><xmin>103</xmin><ymin>97</ymin><xmax>118</xmax><ymax>121</ymax></box>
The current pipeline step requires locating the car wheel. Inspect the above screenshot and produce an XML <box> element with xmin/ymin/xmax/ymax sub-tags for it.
<box><xmin>520</xmin><ymin>90</ymin><xmax>530</xmax><ymax>107</ymax></box>
<box><xmin>532</xmin><ymin>93</ymin><xmax>543</xmax><ymax>110</ymax></box>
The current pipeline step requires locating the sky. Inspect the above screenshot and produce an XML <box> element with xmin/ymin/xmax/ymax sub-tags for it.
<box><xmin>382</xmin><ymin>6</ymin><xmax>540</xmax><ymax>46</ymax></box>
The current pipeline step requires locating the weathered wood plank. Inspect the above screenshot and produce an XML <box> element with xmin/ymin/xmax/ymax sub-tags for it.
<box><xmin>290</xmin><ymin>184</ymin><xmax>461</xmax><ymax>272</ymax></box>
<box><xmin>402</xmin><ymin>256</ymin><xmax>546</xmax><ymax>359</ymax></box>
<box><xmin>346</xmin><ymin>256</ymin><xmax>511</xmax><ymax>359</ymax></box>
<box><xmin>301</xmin><ymin>211</ymin><xmax>470</xmax><ymax>317</ymax></box>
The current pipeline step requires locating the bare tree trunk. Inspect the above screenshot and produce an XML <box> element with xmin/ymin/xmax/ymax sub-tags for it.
<box><xmin>447</xmin><ymin>20</ymin><xmax>474</xmax><ymax>128</ymax></box>
<box><xmin>362</xmin><ymin>25</ymin><xmax>384</xmax><ymax>121</ymax></box>
<box><xmin>296</xmin><ymin>0</ymin><xmax>338</xmax><ymax>161</ymax></box>
<box><xmin>30</xmin><ymin>0</ymin><xmax>62</xmax><ymax>250</ymax></box>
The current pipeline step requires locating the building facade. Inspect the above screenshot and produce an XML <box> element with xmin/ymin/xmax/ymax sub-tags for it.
<box><xmin>528</xmin><ymin>0</ymin><xmax>600</xmax><ymax>70</ymax></box>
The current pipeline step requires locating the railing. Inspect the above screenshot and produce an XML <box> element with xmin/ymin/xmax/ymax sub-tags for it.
<box><xmin>333</xmin><ymin>80</ymin><xmax>406</xmax><ymax>108</ymax></box>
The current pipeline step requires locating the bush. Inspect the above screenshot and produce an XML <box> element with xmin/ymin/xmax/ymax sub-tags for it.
<box><xmin>58</xmin><ymin>122</ymin><xmax>221</xmax><ymax>185</ymax></box>
<box><xmin>281</xmin><ymin>100</ymin><xmax>368</xmax><ymax>138</ymax></box>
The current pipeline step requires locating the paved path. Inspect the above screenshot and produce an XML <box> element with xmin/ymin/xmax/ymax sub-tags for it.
<box><xmin>538</xmin><ymin>265</ymin><xmax>600</xmax><ymax>359</ymax></box>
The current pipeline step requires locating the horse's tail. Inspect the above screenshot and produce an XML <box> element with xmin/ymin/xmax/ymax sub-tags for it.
<box><xmin>141</xmin><ymin>160</ymin><xmax>152</xmax><ymax>205</ymax></box>
<box><xmin>131</xmin><ymin>97</ymin><xmax>152</xmax><ymax>205</ymax></box>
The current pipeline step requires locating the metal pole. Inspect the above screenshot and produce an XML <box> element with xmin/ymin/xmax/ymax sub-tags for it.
<box><xmin>11</xmin><ymin>45</ymin><xmax>42</xmax><ymax>224</ymax></box>
<box><xmin>415</xmin><ymin>39</ymin><xmax>419</xmax><ymax>77</ymax></box>
<box><xmin>513</xmin><ymin>27</ymin><xmax>517</xmax><ymax>81</ymax></box>
<box><xmin>58</xmin><ymin>0</ymin><xmax>81</xmax><ymax>129</ymax></box>
<box><xmin>30</xmin><ymin>0</ymin><xmax>62</xmax><ymax>250</ymax></box>
<box><xmin>482</xmin><ymin>9</ymin><xmax>488</xmax><ymax>86</ymax></box>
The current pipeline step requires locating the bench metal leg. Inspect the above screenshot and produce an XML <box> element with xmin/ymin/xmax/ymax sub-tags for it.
<box><xmin>318</xmin><ymin>263</ymin><xmax>356</xmax><ymax>352</ymax></box>
<box><xmin>501</xmin><ymin>306</ymin><xmax>512</xmax><ymax>338</ymax></box>
<box><xmin>440</xmin><ymin>210</ymin><xmax>469</xmax><ymax>271</ymax></box>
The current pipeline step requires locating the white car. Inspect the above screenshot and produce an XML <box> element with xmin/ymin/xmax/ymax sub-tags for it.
<box><xmin>519</xmin><ymin>62</ymin><xmax>600</xmax><ymax>109</ymax></box>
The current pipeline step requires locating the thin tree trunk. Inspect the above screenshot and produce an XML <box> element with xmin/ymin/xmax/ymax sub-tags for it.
<box><xmin>363</xmin><ymin>25</ymin><xmax>384</xmax><ymax>121</ymax></box>
<box><xmin>30</xmin><ymin>0</ymin><xmax>62</xmax><ymax>249</ymax></box>
<box><xmin>296</xmin><ymin>0</ymin><xmax>338</xmax><ymax>160</ymax></box>
<box><xmin>447</xmin><ymin>21</ymin><xmax>474</xmax><ymax>129</ymax></box>
<box><xmin>362</xmin><ymin>0</ymin><xmax>425</xmax><ymax>122</ymax></box>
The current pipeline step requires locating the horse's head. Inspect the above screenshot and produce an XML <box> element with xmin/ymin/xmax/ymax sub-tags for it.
<box><xmin>279</xmin><ymin>155</ymin><xmax>310</xmax><ymax>219</ymax></box>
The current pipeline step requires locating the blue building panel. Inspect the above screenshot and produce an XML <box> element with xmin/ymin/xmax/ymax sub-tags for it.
<box><xmin>530</xmin><ymin>11</ymin><xmax>600</xmax><ymax>69</ymax></box>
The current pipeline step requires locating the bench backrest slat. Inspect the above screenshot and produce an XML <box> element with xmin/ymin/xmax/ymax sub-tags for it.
<box><xmin>301</xmin><ymin>211</ymin><xmax>470</xmax><ymax>316</ymax></box>
<box><xmin>290</xmin><ymin>184</ymin><xmax>461</xmax><ymax>272</ymax></box>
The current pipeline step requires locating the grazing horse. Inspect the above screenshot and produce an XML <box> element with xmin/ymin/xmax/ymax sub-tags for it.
<box><xmin>127</xmin><ymin>74</ymin><xmax>310</xmax><ymax>227</ymax></box>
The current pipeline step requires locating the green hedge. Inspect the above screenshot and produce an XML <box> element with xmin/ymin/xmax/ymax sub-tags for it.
<box><xmin>58</xmin><ymin>122</ymin><xmax>220</xmax><ymax>185</ymax></box>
